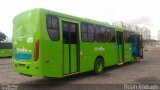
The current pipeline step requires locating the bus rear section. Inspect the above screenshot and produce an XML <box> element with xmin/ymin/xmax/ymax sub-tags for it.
<box><xmin>13</xmin><ymin>9</ymin><xmax>64</xmax><ymax>78</ymax></box>
<box><xmin>12</xmin><ymin>9</ymin><xmax>43</xmax><ymax>76</ymax></box>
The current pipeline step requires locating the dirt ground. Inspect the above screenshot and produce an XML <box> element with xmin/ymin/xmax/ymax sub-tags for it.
<box><xmin>0</xmin><ymin>51</ymin><xmax>160</xmax><ymax>90</ymax></box>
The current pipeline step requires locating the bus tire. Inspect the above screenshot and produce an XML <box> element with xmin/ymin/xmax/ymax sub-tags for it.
<box><xmin>94</xmin><ymin>58</ymin><xmax>104</xmax><ymax>74</ymax></box>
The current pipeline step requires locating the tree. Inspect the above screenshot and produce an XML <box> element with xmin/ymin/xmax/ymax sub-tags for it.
<box><xmin>0</xmin><ymin>32</ymin><xmax>7</xmax><ymax>41</ymax></box>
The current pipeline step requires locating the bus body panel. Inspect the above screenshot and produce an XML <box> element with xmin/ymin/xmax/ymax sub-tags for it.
<box><xmin>39</xmin><ymin>10</ymin><xmax>63</xmax><ymax>78</ymax></box>
<box><xmin>80</xmin><ymin>43</ymin><xmax>118</xmax><ymax>73</ymax></box>
<box><xmin>105</xmin><ymin>43</ymin><xmax>118</xmax><ymax>67</ymax></box>
<box><xmin>80</xmin><ymin>43</ymin><xmax>99</xmax><ymax>72</ymax></box>
<box><xmin>124</xmin><ymin>44</ymin><xmax>132</xmax><ymax>62</ymax></box>
<box><xmin>63</xmin><ymin>44</ymin><xmax>70</xmax><ymax>74</ymax></box>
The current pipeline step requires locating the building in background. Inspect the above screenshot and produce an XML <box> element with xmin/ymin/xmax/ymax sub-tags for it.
<box><xmin>112</xmin><ymin>21</ymin><xmax>151</xmax><ymax>40</ymax></box>
<box><xmin>142</xmin><ymin>27</ymin><xmax>151</xmax><ymax>40</ymax></box>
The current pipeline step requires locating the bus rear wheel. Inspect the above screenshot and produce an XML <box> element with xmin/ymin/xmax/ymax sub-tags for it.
<box><xmin>94</xmin><ymin>58</ymin><xmax>104</xmax><ymax>74</ymax></box>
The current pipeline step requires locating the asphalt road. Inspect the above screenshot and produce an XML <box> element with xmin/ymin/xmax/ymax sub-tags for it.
<box><xmin>0</xmin><ymin>51</ymin><xmax>160</xmax><ymax>90</ymax></box>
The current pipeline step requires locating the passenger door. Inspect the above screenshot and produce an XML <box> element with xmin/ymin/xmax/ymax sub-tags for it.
<box><xmin>116</xmin><ymin>31</ymin><xmax>124</xmax><ymax>64</ymax></box>
<box><xmin>62</xmin><ymin>21</ymin><xmax>79</xmax><ymax>75</ymax></box>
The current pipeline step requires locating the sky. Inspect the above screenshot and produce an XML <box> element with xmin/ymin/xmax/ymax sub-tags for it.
<box><xmin>0</xmin><ymin>0</ymin><xmax>160</xmax><ymax>41</ymax></box>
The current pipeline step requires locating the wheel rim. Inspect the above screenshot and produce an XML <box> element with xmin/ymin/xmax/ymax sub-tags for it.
<box><xmin>97</xmin><ymin>62</ymin><xmax>103</xmax><ymax>72</ymax></box>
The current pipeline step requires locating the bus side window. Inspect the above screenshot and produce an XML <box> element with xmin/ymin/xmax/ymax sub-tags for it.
<box><xmin>124</xmin><ymin>31</ymin><xmax>127</xmax><ymax>43</ymax></box>
<box><xmin>105</xmin><ymin>28</ymin><xmax>110</xmax><ymax>42</ymax></box>
<box><xmin>124</xmin><ymin>32</ymin><xmax>127</xmax><ymax>43</ymax></box>
<box><xmin>128</xmin><ymin>32</ymin><xmax>133</xmax><ymax>43</ymax></box>
<box><xmin>81</xmin><ymin>23</ymin><xmax>95</xmax><ymax>42</ymax></box>
<box><xmin>124</xmin><ymin>31</ymin><xmax>132</xmax><ymax>43</ymax></box>
<box><xmin>109</xmin><ymin>28</ymin><xmax>115</xmax><ymax>42</ymax></box>
<box><xmin>95</xmin><ymin>26</ymin><xmax>101</xmax><ymax>42</ymax></box>
<box><xmin>100</xmin><ymin>26</ymin><xmax>106</xmax><ymax>42</ymax></box>
<box><xmin>46</xmin><ymin>15</ymin><xmax>59</xmax><ymax>41</ymax></box>
<box><xmin>81</xmin><ymin>23</ymin><xmax>88</xmax><ymax>41</ymax></box>
<box><xmin>87</xmin><ymin>24</ymin><xmax>95</xmax><ymax>42</ymax></box>
<box><xmin>70</xmin><ymin>23</ymin><xmax>77</xmax><ymax>44</ymax></box>
<box><xmin>62</xmin><ymin>22</ymin><xmax>69</xmax><ymax>43</ymax></box>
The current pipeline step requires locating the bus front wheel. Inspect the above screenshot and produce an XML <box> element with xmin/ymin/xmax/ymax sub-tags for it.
<box><xmin>94</xmin><ymin>58</ymin><xmax>104</xmax><ymax>74</ymax></box>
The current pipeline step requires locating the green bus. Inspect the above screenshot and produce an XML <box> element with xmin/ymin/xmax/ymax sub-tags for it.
<box><xmin>12</xmin><ymin>8</ymin><xmax>143</xmax><ymax>78</ymax></box>
<box><xmin>0</xmin><ymin>42</ymin><xmax>12</xmax><ymax>57</ymax></box>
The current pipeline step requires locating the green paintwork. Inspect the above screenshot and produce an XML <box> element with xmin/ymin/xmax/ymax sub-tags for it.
<box><xmin>70</xmin><ymin>44</ymin><xmax>77</xmax><ymax>73</ymax></box>
<box><xmin>63</xmin><ymin>44</ymin><xmax>77</xmax><ymax>74</ymax></box>
<box><xmin>117</xmin><ymin>45</ymin><xmax>123</xmax><ymax>63</ymax></box>
<box><xmin>63</xmin><ymin>44</ymin><xmax>70</xmax><ymax>75</ymax></box>
<box><xmin>13</xmin><ymin>9</ymin><xmax>42</xmax><ymax>77</ymax></box>
<box><xmin>0</xmin><ymin>49</ymin><xmax>12</xmax><ymax>57</ymax></box>
<box><xmin>124</xmin><ymin>44</ymin><xmax>132</xmax><ymax>62</ymax></box>
<box><xmin>12</xmin><ymin>8</ymin><xmax>142</xmax><ymax>78</ymax></box>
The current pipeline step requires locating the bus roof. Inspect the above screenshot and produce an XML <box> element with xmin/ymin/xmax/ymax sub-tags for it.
<box><xmin>14</xmin><ymin>8</ymin><xmax>140</xmax><ymax>34</ymax></box>
<box><xmin>14</xmin><ymin>8</ymin><xmax>111</xmax><ymax>27</ymax></box>
<box><xmin>46</xmin><ymin>8</ymin><xmax>112</xmax><ymax>27</ymax></box>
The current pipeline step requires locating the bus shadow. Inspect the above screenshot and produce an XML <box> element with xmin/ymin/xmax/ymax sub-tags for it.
<box><xmin>0</xmin><ymin>56</ymin><xmax>12</xmax><ymax>59</ymax></box>
<box><xmin>19</xmin><ymin>60</ymin><xmax>141</xmax><ymax>89</ymax></box>
<box><xmin>20</xmin><ymin>72</ymin><xmax>94</xmax><ymax>89</ymax></box>
<box><xmin>22</xmin><ymin>71</ymin><xmax>94</xmax><ymax>84</ymax></box>
<box><xmin>105</xmin><ymin>60</ymin><xmax>141</xmax><ymax>71</ymax></box>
